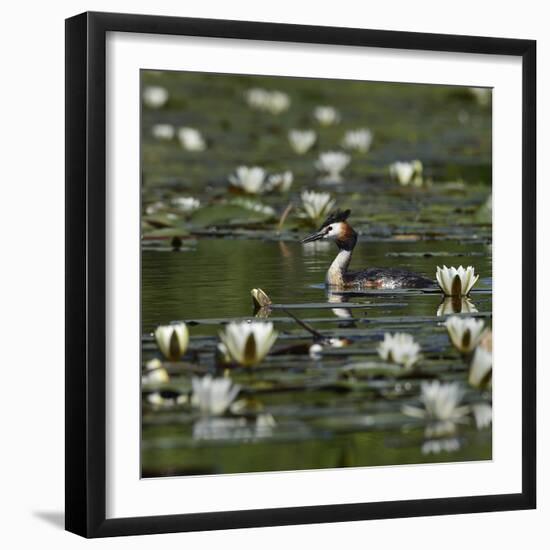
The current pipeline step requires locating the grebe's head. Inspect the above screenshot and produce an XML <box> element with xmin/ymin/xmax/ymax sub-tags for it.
<box><xmin>301</xmin><ymin>209</ymin><xmax>357</xmax><ymax>249</ymax></box>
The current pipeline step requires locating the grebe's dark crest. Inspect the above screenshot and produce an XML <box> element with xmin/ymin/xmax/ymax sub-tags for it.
<box><xmin>301</xmin><ymin>209</ymin><xmax>434</xmax><ymax>289</ymax></box>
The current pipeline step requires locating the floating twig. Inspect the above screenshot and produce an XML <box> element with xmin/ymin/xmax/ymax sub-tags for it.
<box><xmin>277</xmin><ymin>202</ymin><xmax>293</xmax><ymax>233</ymax></box>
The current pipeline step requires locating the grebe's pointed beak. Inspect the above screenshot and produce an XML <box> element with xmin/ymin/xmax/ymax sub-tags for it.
<box><xmin>301</xmin><ymin>229</ymin><xmax>326</xmax><ymax>243</ymax></box>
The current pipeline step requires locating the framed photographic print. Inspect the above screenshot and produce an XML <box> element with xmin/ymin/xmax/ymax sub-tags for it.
<box><xmin>65</xmin><ymin>11</ymin><xmax>536</xmax><ymax>538</ymax></box>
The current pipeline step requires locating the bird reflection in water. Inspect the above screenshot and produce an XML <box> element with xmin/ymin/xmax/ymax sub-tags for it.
<box><xmin>327</xmin><ymin>290</ymin><xmax>356</xmax><ymax>327</ymax></box>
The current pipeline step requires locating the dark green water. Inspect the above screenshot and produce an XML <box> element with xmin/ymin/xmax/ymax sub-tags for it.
<box><xmin>142</xmin><ymin>238</ymin><xmax>492</xmax><ymax>332</ymax></box>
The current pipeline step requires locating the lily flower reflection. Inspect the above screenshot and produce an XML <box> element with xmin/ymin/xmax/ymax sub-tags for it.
<box><xmin>421</xmin><ymin>437</ymin><xmax>461</xmax><ymax>455</ymax></box>
<box><xmin>288</xmin><ymin>129</ymin><xmax>317</xmax><ymax>154</ymax></box>
<box><xmin>377</xmin><ymin>332</ymin><xmax>421</xmax><ymax>370</ymax></box>
<box><xmin>469</xmin><ymin>331</ymin><xmax>492</xmax><ymax>389</ymax></box>
<box><xmin>445</xmin><ymin>316</ymin><xmax>487</xmax><ymax>354</ymax></box>
<box><xmin>191</xmin><ymin>375</ymin><xmax>240</xmax><ymax>416</ymax></box>
<box><xmin>436</xmin><ymin>296</ymin><xmax>478</xmax><ymax>316</ymax></box>
<box><xmin>219</xmin><ymin>321</ymin><xmax>278</xmax><ymax>367</ymax></box>
<box><xmin>142</xmin><ymin>85</ymin><xmax>169</xmax><ymax>108</ymax></box>
<box><xmin>301</xmin><ymin>190</ymin><xmax>335</xmax><ymax>223</ymax></box>
<box><xmin>342</xmin><ymin>128</ymin><xmax>373</xmax><ymax>153</ymax></box>
<box><xmin>154</xmin><ymin>322</ymin><xmax>189</xmax><ymax>361</ymax></box>
<box><xmin>403</xmin><ymin>381</ymin><xmax>470</xmax><ymax>438</ymax></box>
<box><xmin>389</xmin><ymin>160</ymin><xmax>423</xmax><ymax>186</ymax></box>
<box><xmin>228</xmin><ymin>166</ymin><xmax>267</xmax><ymax>194</ymax></box>
<box><xmin>177</xmin><ymin>127</ymin><xmax>206</xmax><ymax>152</ymax></box>
<box><xmin>193</xmin><ymin>414</ymin><xmax>276</xmax><ymax>441</ymax></box>
<box><xmin>436</xmin><ymin>265</ymin><xmax>479</xmax><ymax>296</ymax></box>
<box><xmin>315</xmin><ymin>151</ymin><xmax>351</xmax><ymax>183</ymax></box>
<box><xmin>313</xmin><ymin>105</ymin><xmax>340</xmax><ymax>126</ymax></box>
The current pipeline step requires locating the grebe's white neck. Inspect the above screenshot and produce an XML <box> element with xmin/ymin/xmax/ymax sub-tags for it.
<box><xmin>326</xmin><ymin>248</ymin><xmax>353</xmax><ymax>286</ymax></box>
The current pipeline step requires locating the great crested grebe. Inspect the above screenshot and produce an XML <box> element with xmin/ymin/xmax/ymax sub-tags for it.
<box><xmin>301</xmin><ymin>209</ymin><xmax>434</xmax><ymax>289</ymax></box>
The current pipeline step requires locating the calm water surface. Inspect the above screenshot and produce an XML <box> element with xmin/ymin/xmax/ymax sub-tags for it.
<box><xmin>142</xmin><ymin>238</ymin><xmax>491</xmax><ymax>331</ymax></box>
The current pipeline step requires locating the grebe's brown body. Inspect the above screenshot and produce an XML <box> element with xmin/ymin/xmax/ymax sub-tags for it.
<box><xmin>302</xmin><ymin>210</ymin><xmax>434</xmax><ymax>289</ymax></box>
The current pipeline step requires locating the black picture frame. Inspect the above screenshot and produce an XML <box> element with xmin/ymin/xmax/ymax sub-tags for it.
<box><xmin>65</xmin><ymin>11</ymin><xmax>536</xmax><ymax>538</ymax></box>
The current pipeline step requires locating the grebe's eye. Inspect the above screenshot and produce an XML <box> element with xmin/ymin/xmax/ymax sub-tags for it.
<box><xmin>327</xmin><ymin>226</ymin><xmax>332</xmax><ymax>232</ymax></box>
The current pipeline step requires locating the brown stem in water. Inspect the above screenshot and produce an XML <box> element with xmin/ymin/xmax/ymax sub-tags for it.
<box><xmin>277</xmin><ymin>203</ymin><xmax>293</xmax><ymax>233</ymax></box>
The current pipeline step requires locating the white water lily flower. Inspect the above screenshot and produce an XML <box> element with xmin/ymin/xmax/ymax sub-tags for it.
<box><xmin>245</xmin><ymin>88</ymin><xmax>270</xmax><ymax>109</ymax></box>
<box><xmin>147</xmin><ymin>390</ymin><xmax>187</xmax><ymax>408</ymax></box>
<box><xmin>216</xmin><ymin>342</ymin><xmax>232</xmax><ymax>365</ymax></box>
<box><xmin>266</xmin><ymin>171</ymin><xmax>293</xmax><ymax>192</ymax></box>
<box><xmin>228</xmin><ymin>166</ymin><xmax>267</xmax><ymax>194</ymax></box>
<box><xmin>171</xmin><ymin>197</ymin><xmax>200</xmax><ymax>212</ymax></box>
<box><xmin>436</xmin><ymin>265</ymin><xmax>480</xmax><ymax>296</ymax></box>
<box><xmin>178</xmin><ymin>127</ymin><xmax>206</xmax><ymax>151</ymax></box>
<box><xmin>469</xmin><ymin>345</ymin><xmax>492</xmax><ymax>389</ymax></box>
<box><xmin>245</xmin><ymin>88</ymin><xmax>290</xmax><ymax>114</ymax></box>
<box><xmin>389</xmin><ymin>160</ymin><xmax>423</xmax><ymax>186</ymax></box>
<box><xmin>314</xmin><ymin>106</ymin><xmax>340</xmax><ymax>126</ymax></box>
<box><xmin>315</xmin><ymin>151</ymin><xmax>351</xmax><ymax>182</ymax></box>
<box><xmin>342</xmin><ymin>129</ymin><xmax>373</xmax><ymax>153</ymax></box>
<box><xmin>436</xmin><ymin>296</ymin><xmax>478</xmax><ymax>316</ymax></box>
<box><xmin>230</xmin><ymin>198</ymin><xmax>276</xmax><ymax>217</ymax></box>
<box><xmin>445</xmin><ymin>316</ymin><xmax>487</xmax><ymax>353</ymax></box>
<box><xmin>151</xmin><ymin>123</ymin><xmax>175</xmax><ymax>140</ymax></box>
<box><xmin>145</xmin><ymin>201</ymin><xmax>166</xmax><ymax>215</ymax></box>
<box><xmin>143</xmin><ymin>86</ymin><xmax>169</xmax><ymax>109</ymax></box>
<box><xmin>154</xmin><ymin>322</ymin><xmax>189</xmax><ymax>361</ymax></box>
<box><xmin>219</xmin><ymin>321</ymin><xmax>278</xmax><ymax>367</ymax></box>
<box><xmin>145</xmin><ymin>358</ymin><xmax>162</xmax><ymax>371</ymax></box>
<box><xmin>191</xmin><ymin>375</ymin><xmax>240</xmax><ymax>416</ymax></box>
<box><xmin>403</xmin><ymin>381</ymin><xmax>470</xmax><ymax>424</ymax></box>
<box><xmin>301</xmin><ymin>190</ymin><xmax>335</xmax><ymax>222</ymax></box>
<box><xmin>142</xmin><ymin>368</ymin><xmax>170</xmax><ymax>385</ymax></box>
<box><xmin>265</xmin><ymin>90</ymin><xmax>290</xmax><ymax>114</ymax></box>
<box><xmin>288</xmin><ymin>129</ymin><xmax>317</xmax><ymax>154</ymax></box>
<box><xmin>377</xmin><ymin>332</ymin><xmax>421</xmax><ymax>369</ymax></box>
<box><xmin>471</xmin><ymin>403</ymin><xmax>492</xmax><ymax>429</ymax></box>
<box><xmin>142</xmin><ymin>357</ymin><xmax>170</xmax><ymax>384</ymax></box>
